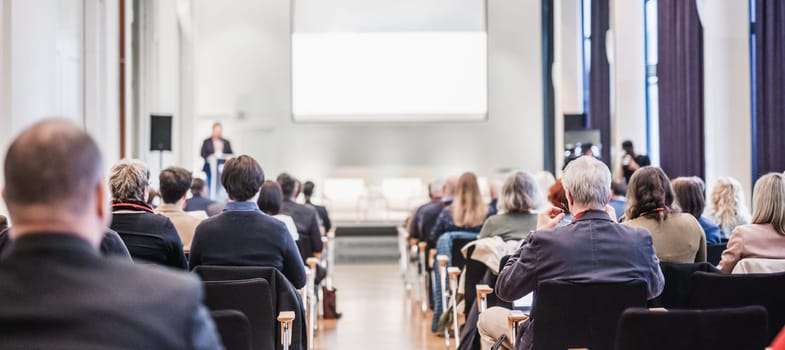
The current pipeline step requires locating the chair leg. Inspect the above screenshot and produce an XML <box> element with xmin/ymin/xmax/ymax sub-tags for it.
<box><xmin>418</xmin><ymin>242</ymin><xmax>428</xmax><ymax>314</ymax></box>
<box><xmin>306</xmin><ymin>258</ymin><xmax>320</xmax><ymax>350</ymax></box>
<box><xmin>448</xmin><ymin>266</ymin><xmax>461</xmax><ymax>348</ymax></box>
<box><xmin>437</xmin><ymin>255</ymin><xmax>450</xmax><ymax>349</ymax></box>
<box><xmin>278</xmin><ymin>311</ymin><xmax>295</xmax><ymax>350</ymax></box>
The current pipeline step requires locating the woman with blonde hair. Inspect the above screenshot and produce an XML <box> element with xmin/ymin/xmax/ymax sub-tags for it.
<box><xmin>707</xmin><ymin>177</ymin><xmax>751</xmax><ymax>239</ymax></box>
<box><xmin>479</xmin><ymin>171</ymin><xmax>543</xmax><ymax>241</ymax></box>
<box><xmin>428</xmin><ymin>172</ymin><xmax>491</xmax><ymax>245</ymax></box>
<box><xmin>622</xmin><ymin>167</ymin><xmax>706</xmax><ymax>263</ymax></box>
<box><xmin>718</xmin><ymin>173</ymin><xmax>785</xmax><ymax>273</ymax></box>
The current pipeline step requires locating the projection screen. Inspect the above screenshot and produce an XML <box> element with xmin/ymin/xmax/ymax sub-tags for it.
<box><xmin>292</xmin><ymin>0</ymin><xmax>488</xmax><ymax>123</ymax></box>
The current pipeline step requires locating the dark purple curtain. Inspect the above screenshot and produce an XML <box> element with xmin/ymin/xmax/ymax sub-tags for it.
<box><xmin>587</xmin><ymin>0</ymin><xmax>611</xmax><ymax>163</ymax></box>
<box><xmin>754</xmin><ymin>0</ymin><xmax>785</xmax><ymax>178</ymax></box>
<box><xmin>657</xmin><ymin>0</ymin><xmax>705</xmax><ymax>179</ymax></box>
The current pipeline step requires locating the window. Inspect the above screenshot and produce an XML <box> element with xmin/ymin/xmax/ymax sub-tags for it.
<box><xmin>643</xmin><ymin>0</ymin><xmax>659</xmax><ymax>165</ymax></box>
<box><xmin>581</xmin><ymin>0</ymin><xmax>592</xmax><ymax>114</ymax></box>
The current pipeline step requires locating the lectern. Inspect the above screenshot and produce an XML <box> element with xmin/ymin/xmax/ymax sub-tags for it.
<box><xmin>208</xmin><ymin>153</ymin><xmax>233</xmax><ymax>200</ymax></box>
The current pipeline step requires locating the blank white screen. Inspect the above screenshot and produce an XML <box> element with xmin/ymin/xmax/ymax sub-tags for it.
<box><xmin>292</xmin><ymin>32</ymin><xmax>487</xmax><ymax>122</ymax></box>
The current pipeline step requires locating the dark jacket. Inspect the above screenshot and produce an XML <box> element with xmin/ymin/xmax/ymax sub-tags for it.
<box><xmin>410</xmin><ymin>200</ymin><xmax>444</xmax><ymax>242</ymax></box>
<box><xmin>0</xmin><ymin>229</ymin><xmax>131</xmax><ymax>259</ymax></box>
<box><xmin>0</xmin><ymin>233</ymin><xmax>221</xmax><ymax>349</ymax></box>
<box><xmin>200</xmin><ymin>137</ymin><xmax>233</xmax><ymax>173</ymax></box>
<box><xmin>111</xmin><ymin>203</ymin><xmax>188</xmax><ymax>270</ymax></box>
<box><xmin>306</xmin><ymin>200</ymin><xmax>332</xmax><ymax>232</ymax></box>
<box><xmin>280</xmin><ymin>199</ymin><xmax>323</xmax><ymax>257</ymax></box>
<box><xmin>189</xmin><ymin>210</ymin><xmax>306</xmax><ymax>289</ymax></box>
<box><xmin>185</xmin><ymin>194</ymin><xmax>216</xmax><ymax>213</ymax></box>
<box><xmin>496</xmin><ymin>210</ymin><xmax>664</xmax><ymax>350</ymax></box>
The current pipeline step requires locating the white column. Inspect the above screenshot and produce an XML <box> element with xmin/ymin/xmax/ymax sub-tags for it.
<box><xmin>702</xmin><ymin>0</ymin><xmax>752</xmax><ymax>203</ymax></box>
<box><xmin>610</xmin><ymin>0</ymin><xmax>647</xmax><ymax>173</ymax></box>
<box><xmin>553</xmin><ymin>0</ymin><xmax>584</xmax><ymax>175</ymax></box>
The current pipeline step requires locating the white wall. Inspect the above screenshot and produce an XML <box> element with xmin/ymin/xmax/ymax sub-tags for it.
<box><xmin>610</xmin><ymin>0</ymin><xmax>648</xmax><ymax>173</ymax></box>
<box><xmin>702</xmin><ymin>0</ymin><xmax>752</xmax><ymax>203</ymax></box>
<box><xmin>184</xmin><ymin>0</ymin><xmax>543</xmax><ymax>187</ymax></box>
<box><xmin>0</xmin><ymin>0</ymin><xmax>121</xmax><ymax>215</ymax></box>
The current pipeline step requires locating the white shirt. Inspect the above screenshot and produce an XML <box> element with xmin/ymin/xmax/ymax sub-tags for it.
<box><xmin>273</xmin><ymin>214</ymin><xmax>299</xmax><ymax>241</ymax></box>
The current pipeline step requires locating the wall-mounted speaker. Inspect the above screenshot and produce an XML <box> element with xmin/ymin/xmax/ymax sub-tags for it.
<box><xmin>150</xmin><ymin>114</ymin><xmax>172</xmax><ymax>151</ymax></box>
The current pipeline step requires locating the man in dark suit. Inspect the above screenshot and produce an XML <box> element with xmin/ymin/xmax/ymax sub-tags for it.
<box><xmin>200</xmin><ymin>122</ymin><xmax>234</xmax><ymax>192</ymax></box>
<box><xmin>478</xmin><ymin>156</ymin><xmax>664</xmax><ymax>350</ymax></box>
<box><xmin>185</xmin><ymin>178</ymin><xmax>216</xmax><ymax>213</ymax></box>
<box><xmin>620</xmin><ymin>140</ymin><xmax>651</xmax><ymax>184</ymax></box>
<box><xmin>302</xmin><ymin>180</ymin><xmax>332</xmax><ymax>233</ymax></box>
<box><xmin>408</xmin><ymin>179</ymin><xmax>445</xmax><ymax>242</ymax></box>
<box><xmin>190</xmin><ymin>156</ymin><xmax>306</xmax><ymax>289</ymax></box>
<box><xmin>0</xmin><ymin>119</ymin><xmax>221</xmax><ymax>349</ymax></box>
<box><xmin>277</xmin><ymin>173</ymin><xmax>323</xmax><ymax>259</ymax></box>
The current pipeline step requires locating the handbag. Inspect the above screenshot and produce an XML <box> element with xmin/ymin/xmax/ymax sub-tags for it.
<box><xmin>322</xmin><ymin>286</ymin><xmax>342</xmax><ymax>319</ymax></box>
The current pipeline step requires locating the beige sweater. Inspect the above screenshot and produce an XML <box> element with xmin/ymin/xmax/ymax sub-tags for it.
<box><xmin>624</xmin><ymin>213</ymin><xmax>707</xmax><ymax>263</ymax></box>
<box><xmin>718</xmin><ymin>224</ymin><xmax>785</xmax><ymax>273</ymax></box>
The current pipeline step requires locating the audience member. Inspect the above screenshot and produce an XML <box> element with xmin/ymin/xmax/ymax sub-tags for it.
<box><xmin>718</xmin><ymin>173</ymin><xmax>785</xmax><ymax>273</ymax></box>
<box><xmin>547</xmin><ymin>179</ymin><xmax>572</xmax><ymax>225</ymax></box>
<box><xmin>478</xmin><ymin>156</ymin><xmax>664</xmax><ymax>350</ymax></box>
<box><xmin>109</xmin><ymin>159</ymin><xmax>188</xmax><ymax>270</ymax></box>
<box><xmin>408</xmin><ymin>179</ymin><xmax>445</xmax><ymax>242</ymax></box>
<box><xmin>155</xmin><ymin>167</ymin><xmax>203</xmax><ymax>252</ymax></box>
<box><xmin>441</xmin><ymin>176</ymin><xmax>459</xmax><ymax>206</ymax></box>
<box><xmin>671</xmin><ymin>177</ymin><xmax>722</xmax><ymax>244</ymax></box>
<box><xmin>185</xmin><ymin>178</ymin><xmax>216</xmax><ymax>213</ymax></box>
<box><xmin>620</xmin><ymin>140</ymin><xmax>651</xmax><ymax>184</ymax></box>
<box><xmin>190</xmin><ymin>156</ymin><xmax>306</xmax><ymax>288</ymax></box>
<box><xmin>609</xmin><ymin>180</ymin><xmax>627</xmax><ymax>221</ymax></box>
<box><xmin>428</xmin><ymin>172</ymin><xmax>491</xmax><ymax>246</ymax></box>
<box><xmin>258</xmin><ymin>180</ymin><xmax>299</xmax><ymax>241</ymax></box>
<box><xmin>277</xmin><ymin>173</ymin><xmax>323</xmax><ymax>259</ymax></box>
<box><xmin>533</xmin><ymin>171</ymin><xmax>556</xmax><ymax>210</ymax></box>
<box><xmin>622</xmin><ymin>167</ymin><xmax>707</xmax><ymax>263</ymax></box>
<box><xmin>488</xmin><ymin>180</ymin><xmax>501</xmax><ymax>216</ymax></box>
<box><xmin>303</xmin><ymin>180</ymin><xmax>332</xmax><ymax>233</ymax></box>
<box><xmin>0</xmin><ymin>119</ymin><xmax>220</xmax><ymax>349</ymax></box>
<box><xmin>478</xmin><ymin>171</ymin><xmax>542</xmax><ymax>241</ymax></box>
<box><xmin>707</xmin><ymin>176</ymin><xmax>751</xmax><ymax>239</ymax></box>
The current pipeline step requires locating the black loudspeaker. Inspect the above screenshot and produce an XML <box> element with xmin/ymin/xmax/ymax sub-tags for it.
<box><xmin>150</xmin><ymin>115</ymin><xmax>172</xmax><ymax>151</ymax></box>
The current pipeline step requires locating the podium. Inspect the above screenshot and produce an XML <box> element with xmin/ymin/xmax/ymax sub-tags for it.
<box><xmin>208</xmin><ymin>153</ymin><xmax>233</xmax><ymax>200</ymax></box>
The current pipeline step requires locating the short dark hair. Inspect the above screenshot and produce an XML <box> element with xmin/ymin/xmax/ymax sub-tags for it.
<box><xmin>159</xmin><ymin>167</ymin><xmax>192</xmax><ymax>204</ymax></box>
<box><xmin>4</xmin><ymin>119</ymin><xmax>103</xmax><ymax>213</ymax></box>
<box><xmin>277</xmin><ymin>173</ymin><xmax>297</xmax><ymax>197</ymax></box>
<box><xmin>612</xmin><ymin>181</ymin><xmax>628</xmax><ymax>196</ymax></box>
<box><xmin>191</xmin><ymin>178</ymin><xmax>206</xmax><ymax>194</ymax></box>
<box><xmin>221</xmin><ymin>155</ymin><xmax>264</xmax><ymax>201</ymax></box>
<box><xmin>257</xmin><ymin>181</ymin><xmax>283</xmax><ymax>215</ymax></box>
<box><xmin>671</xmin><ymin>177</ymin><xmax>706</xmax><ymax>219</ymax></box>
<box><xmin>622</xmin><ymin>140</ymin><xmax>634</xmax><ymax>149</ymax></box>
<box><xmin>303</xmin><ymin>181</ymin><xmax>315</xmax><ymax>197</ymax></box>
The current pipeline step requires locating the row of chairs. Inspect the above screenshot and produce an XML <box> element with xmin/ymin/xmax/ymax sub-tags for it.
<box><xmin>199</xmin><ymin>232</ymin><xmax>335</xmax><ymax>350</ymax></box>
<box><xmin>398</xmin><ymin>229</ymin><xmax>785</xmax><ymax>350</ymax></box>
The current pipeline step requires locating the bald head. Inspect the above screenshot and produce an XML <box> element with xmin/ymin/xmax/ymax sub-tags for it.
<box><xmin>3</xmin><ymin>119</ymin><xmax>108</xmax><ymax>245</ymax></box>
<box><xmin>443</xmin><ymin>176</ymin><xmax>459</xmax><ymax>197</ymax></box>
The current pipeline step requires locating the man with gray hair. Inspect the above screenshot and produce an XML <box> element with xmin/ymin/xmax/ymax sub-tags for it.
<box><xmin>477</xmin><ymin>156</ymin><xmax>664</xmax><ymax>350</ymax></box>
<box><xmin>0</xmin><ymin>119</ymin><xmax>220</xmax><ymax>349</ymax></box>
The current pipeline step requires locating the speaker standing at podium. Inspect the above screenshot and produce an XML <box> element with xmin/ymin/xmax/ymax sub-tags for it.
<box><xmin>200</xmin><ymin>123</ymin><xmax>233</xmax><ymax>195</ymax></box>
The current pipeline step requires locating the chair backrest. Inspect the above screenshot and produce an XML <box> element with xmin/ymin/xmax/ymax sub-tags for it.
<box><xmin>706</xmin><ymin>243</ymin><xmax>727</xmax><ymax>266</ymax></box>
<box><xmin>116</xmin><ymin>231</ymin><xmax>171</xmax><ymax>266</ymax></box>
<box><xmin>450</xmin><ymin>237</ymin><xmax>475</xmax><ymax>270</ymax></box>
<box><xmin>203</xmin><ymin>279</ymin><xmax>276</xmax><ymax>350</ymax></box>
<box><xmin>648</xmin><ymin>262</ymin><xmax>719</xmax><ymax>309</ymax></box>
<box><xmin>210</xmin><ymin>310</ymin><xmax>252</xmax><ymax>350</ymax></box>
<box><xmin>532</xmin><ymin>280</ymin><xmax>648</xmax><ymax>350</ymax></box>
<box><xmin>615</xmin><ymin>306</ymin><xmax>768</xmax><ymax>350</ymax></box>
<box><xmin>688</xmin><ymin>271</ymin><xmax>785</xmax><ymax>342</ymax></box>
<box><xmin>732</xmin><ymin>258</ymin><xmax>785</xmax><ymax>274</ymax></box>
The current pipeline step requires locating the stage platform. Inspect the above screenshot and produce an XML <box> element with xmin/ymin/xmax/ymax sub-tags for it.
<box><xmin>332</xmin><ymin>222</ymin><xmax>401</xmax><ymax>264</ymax></box>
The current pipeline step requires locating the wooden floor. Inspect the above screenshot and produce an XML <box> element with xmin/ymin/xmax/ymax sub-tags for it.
<box><xmin>314</xmin><ymin>264</ymin><xmax>446</xmax><ymax>350</ymax></box>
